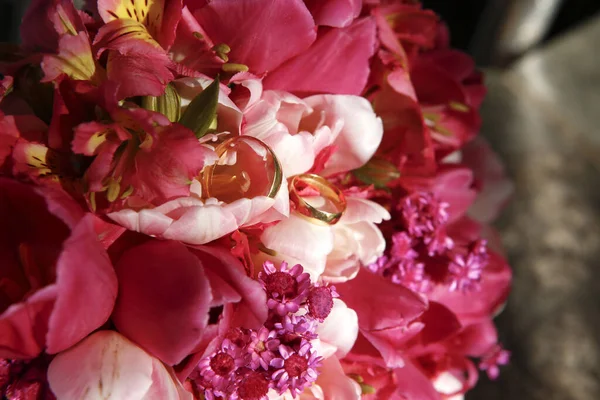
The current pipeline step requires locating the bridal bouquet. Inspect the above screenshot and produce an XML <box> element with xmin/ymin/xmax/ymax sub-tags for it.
<box><xmin>0</xmin><ymin>0</ymin><xmax>513</xmax><ymax>399</ymax></box>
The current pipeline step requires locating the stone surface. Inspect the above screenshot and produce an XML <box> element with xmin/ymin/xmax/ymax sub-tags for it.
<box><xmin>468</xmin><ymin>15</ymin><xmax>600</xmax><ymax>400</ymax></box>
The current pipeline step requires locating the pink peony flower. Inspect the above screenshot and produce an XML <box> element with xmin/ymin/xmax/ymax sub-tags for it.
<box><xmin>47</xmin><ymin>330</ymin><xmax>191</xmax><ymax>400</ymax></box>
<box><xmin>0</xmin><ymin>179</ymin><xmax>117</xmax><ymax>359</ymax></box>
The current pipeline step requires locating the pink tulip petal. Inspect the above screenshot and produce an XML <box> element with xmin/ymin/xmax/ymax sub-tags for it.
<box><xmin>0</xmin><ymin>286</ymin><xmax>56</xmax><ymax>359</ymax></box>
<box><xmin>48</xmin><ymin>331</ymin><xmax>154</xmax><ymax>400</ymax></box>
<box><xmin>46</xmin><ymin>215</ymin><xmax>118</xmax><ymax>354</ymax></box>
<box><xmin>112</xmin><ymin>240</ymin><xmax>212</xmax><ymax>365</ymax></box>
<box><xmin>192</xmin><ymin>246</ymin><xmax>268</xmax><ymax>328</ymax></box>
<box><xmin>194</xmin><ymin>0</ymin><xmax>317</xmax><ymax>74</ymax></box>
<box><xmin>305</xmin><ymin>0</ymin><xmax>362</xmax><ymax>28</ymax></box>
<box><xmin>339</xmin><ymin>197</ymin><xmax>390</xmax><ymax>225</ymax></box>
<box><xmin>263</xmin><ymin>17</ymin><xmax>377</xmax><ymax>95</ymax></box>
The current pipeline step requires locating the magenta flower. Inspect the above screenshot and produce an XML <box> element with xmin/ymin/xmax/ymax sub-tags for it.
<box><xmin>247</xmin><ymin>327</ymin><xmax>280</xmax><ymax>370</ymax></box>
<box><xmin>271</xmin><ymin>341</ymin><xmax>322</xmax><ymax>397</ymax></box>
<box><xmin>259</xmin><ymin>261</ymin><xmax>310</xmax><ymax>316</ymax></box>
<box><xmin>0</xmin><ymin>179</ymin><xmax>117</xmax><ymax>359</ymax></box>
<box><xmin>198</xmin><ymin>339</ymin><xmax>248</xmax><ymax>398</ymax></box>
<box><xmin>274</xmin><ymin>315</ymin><xmax>318</xmax><ymax>342</ymax></box>
<box><xmin>447</xmin><ymin>250</ymin><xmax>485</xmax><ymax>292</ymax></box>
<box><xmin>479</xmin><ymin>345</ymin><xmax>510</xmax><ymax>380</ymax></box>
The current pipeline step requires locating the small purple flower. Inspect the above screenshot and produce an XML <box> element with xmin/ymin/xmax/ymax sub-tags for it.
<box><xmin>196</xmin><ymin>339</ymin><xmax>248</xmax><ymax>397</ymax></box>
<box><xmin>390</xmin><ymin>232</ymin><xmax>418</xmax><ymax>261</ymax></box>
<box><xmin>390</xmin><ymin>259</ymin><xmax>431</xmax><ymax>293</ymax></box>
<box><xmin>270</xmin><ymin>341</ymin><xmax>322</xmax><ymax>397</ymax></box>
<box><xmin>479</xmin><ymin>345</ymin><xmax>510</xmax><ymax>380</ymax></box>
<box><xmin>367</xmin><ymin>255</ymin><xmax>389</xmax><ymax>273</ymax></box>
<box><xmin>447</xmin><ymin>251</ymin><xmax>485</xmax><ymax>292</ymax></box>
<box><xmin>247</xmin><ymin>327</ymin><xmax>281</xmax><ymax>370</ymax></box>
<box><xmin>274</xmin><ymin>314</ymin><xmax>318</xmax><ymax>342</ymax></box>
<box><xmin>399</xmin><ymin>192</ymin><xmax>449</xmax><ymax>238</ymax></box>
<box><xmin>259</xmin><ymin>261</ymin><xmax>310</xmax><ymax>316</ymax></box>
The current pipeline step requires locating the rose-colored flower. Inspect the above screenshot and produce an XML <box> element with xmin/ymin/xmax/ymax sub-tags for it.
<box><xmin>47</xmin><ymin>330</ymin><xmax>191</xmax><ymax>400</ymax></box>
<box><xmin>111</xmin><ymin>239</ymin><xmax>267</xmax><ymax>366</ymax></box>
<box><xmin>0</xmin><ymin>179</ymin><xmax>117</xmax><ymax>359</ymax></box>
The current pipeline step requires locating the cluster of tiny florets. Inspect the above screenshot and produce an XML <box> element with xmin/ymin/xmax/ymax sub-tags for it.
<box><xmin>191</xmin><ymin>261</ymin><xmax>337</xmax><ymax>399</ymax></box>
<box><xmin>369</xmin><ymin>192</ymin><xmax>488</xmax><ymax>293</ymax></box>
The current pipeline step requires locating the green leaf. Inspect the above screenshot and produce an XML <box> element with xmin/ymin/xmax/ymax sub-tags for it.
<box><xmin>178</xmin><ymin>77</ymin><xmax>220</xmax><ymax>138</ymax></box>
<box><xmin>141</xmin><ymin>84</ymin><xmax>181</xmax><ymax>123</ymax></box>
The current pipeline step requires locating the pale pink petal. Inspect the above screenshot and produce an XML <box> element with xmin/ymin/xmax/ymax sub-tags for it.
<box><xmin>194</xmin><ymin>0</ymin><xmax>317</xmax><ymax>74</ymax></box>
<box><xmin>143</xmin><ymin>358</ymin><xmax>193</xmax><ymax>400</ymax></box>
<box><xmin>261</xmin><ymin>213</ymin><xmax>333</xmax><ymax>271</ymax></box>
<box><xmin>305</xmin><ymin>0</ymin><xmax>362</xmax><ymax>28</ymax></box>
<box><xmin>304</xmin><ymin>95</ymin><xmax>383</xmax><ymax>176</ymax></box>
<box><xmin>46</xmin><ymin>215</ymin><xmax>118</xmax><ymax>354</ymax></box>
<box><xmin>339</xmin><ymin>197</ymin><xmax>390</xmax><ymax>225</ymax></box>
<box><xmin>48</xmin><ymin>331</ymin><xmax>154</xmax><ymax>400</ymax></box>
<box><xmin>263</xmin><ymin>17</ymin><xmax>377</xmax><ymax>95</ymax></box>
<box><xmin>315</xmin><ymin>356</ymin><xmax>361</xmax><ymax>400</ymax></box>
<box><xmin>316</xmin><ymin>299</ymin><xmax>358</xmax><ymax>358</ymax></box>
<box><xmin>112</xmin><ymin>240</ymin><xmax>212</xmax><ymax>365</ymax></box>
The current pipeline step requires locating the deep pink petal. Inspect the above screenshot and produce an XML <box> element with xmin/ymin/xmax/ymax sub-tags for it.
<box><xmin>336</xmin><ymin>267</ymin><xmax>427</xmax><ymax>332</ymax></box>
<box><xmin>112</xmin><ymin>240</ymin><xmax>212</xmax><ymax>365</ymax></box>
<box><xmin>46</xmin><ymin>214</ymin><xmax>118</xmax><ymax>354</ymax></box>
<box><xmin>130</xmin><ymin>124</ymin><xmax>217</xmax><ymax>203</ymax></box>
<box><xmin>393</xmin><ymin>359</ymin><xmax>443</xmax><ymax>400</ymax></box>
<box><xmin>0</xmin><ymin>287</ymin><xmax>56</xmax><ymax>359</ymax></box>
<box><xmin>106</xmin><ymin>51</ymin><xmax>174</xmax><ymax>99</ymax></box>
<box><xmin>194</xmin><ymin>0</ymin><xmax>317</xmax><ymax>74</ymax></box>
<box><xmin>191</xmin><ymin>246</ymin><xmax>268</xmax><ymax>329</ymax></box>
<box><xmin>305</xmin><ymin>0</ymin><xmax>362</xmax><ymax>28</ymax></box>
<box><xmin>263</xmin><ymin>17</ymin><xmax>377</xmax><ymax>95</ymax></box>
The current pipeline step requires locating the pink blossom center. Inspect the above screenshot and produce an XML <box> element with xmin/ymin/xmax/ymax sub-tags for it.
<box><xmin>210</xmin><ymin>353</ymin><xmax>235</xmax><ymax>376</ymax></box>
<box><xmin>237</xmin><ymin>371</ymin><xmax>269</xmax><ymax>400</ymax></box>
<box><xmin>307</xmin><ymin>287</ymin><xmax>333</xmax><ymax>321</ymax></box>
<box><xmin>284</xmin><ymin>354</ymin><xmax>308</xmax><ymax>378</ymax></box>
<box><xmin>264</xmin><ymin>272</ymin><xmax>297</xmax><ymax>298</ymax></box>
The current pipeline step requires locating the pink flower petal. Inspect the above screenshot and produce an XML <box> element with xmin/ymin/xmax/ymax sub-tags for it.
<box><xmin>194</xmin><ymin>0</ymin><xmax>317</xmax><ymax>74</ymax></box>
<box><xmin>305</xmin><ymin>0</ymin><xmax>362</xmax><ymax>28</ymax></box>
<box><xmin>316</xmin><ymin>299</ymin><xmax>358</xmax><ymax>358</ymax></box>
<box><xmin>305</xmin><ymin>95</ymin><xmax>383</xmax><ymax>176</ymax></box>
<box><xmin>48</xmin><ymin>331</ymin><xmax>154</xmax><ymax>400</ymax></box>
<box><xmin>263</xmin><ymin>17</ymin><xmax>377</xmax><ymax>95</ymax></box>
<box><xmin>46</xmin><ymin>215</ymin><xmax>118</xmax><ymax>354</ymax></box>
<box><xmin>112</xmin><ymin>240</ymin><xmax>212</xmax><ymax>365</ymax></box>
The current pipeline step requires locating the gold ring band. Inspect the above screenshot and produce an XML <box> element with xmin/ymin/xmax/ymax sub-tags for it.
<box><xmin>289</xmin><ymin>174</ymin><xmax>347</xmax><ymax>225</ymax></box>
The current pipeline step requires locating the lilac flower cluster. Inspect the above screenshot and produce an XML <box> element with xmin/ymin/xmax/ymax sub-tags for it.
<box><xmin>369</xmin><ymin>192</ymin><xmax>488</xmax><ymax>293</ymax></box>
<box><xmin>190</xmin><ymin>261</ymin><xmax>337</xmax><ymax>399</ymax></box>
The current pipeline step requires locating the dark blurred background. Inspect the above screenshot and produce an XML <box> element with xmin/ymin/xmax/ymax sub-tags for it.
<box><xmin>3</xmin><ymin>1</ymin><xmax>600</xmax><ymax>399</ymax></box>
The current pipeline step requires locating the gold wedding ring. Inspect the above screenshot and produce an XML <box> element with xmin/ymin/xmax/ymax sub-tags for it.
<box><xmin>289</xmin><ymin>174</ymin><xmax>347</xmax><ymax>225</ymax></box>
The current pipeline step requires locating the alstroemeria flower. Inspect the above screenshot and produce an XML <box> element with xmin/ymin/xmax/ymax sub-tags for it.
<box><xmin>72</xmin><ymin>106</ymin><xmax>217</xmax><ymax>209</ymax></box>
<box><xmin>110</xmin><ymin>239</ymin><xmax>267</xmax><ymax>366</ymax></box>
<box><xmin>48</xmin><ymin>330</ymin><xmax>192</xmax><ymax>400</ymax></box>
<box><xmin>0</xmin><ymin>179</ymin><xmax>117</xmax><ymax>359</ymax></box>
